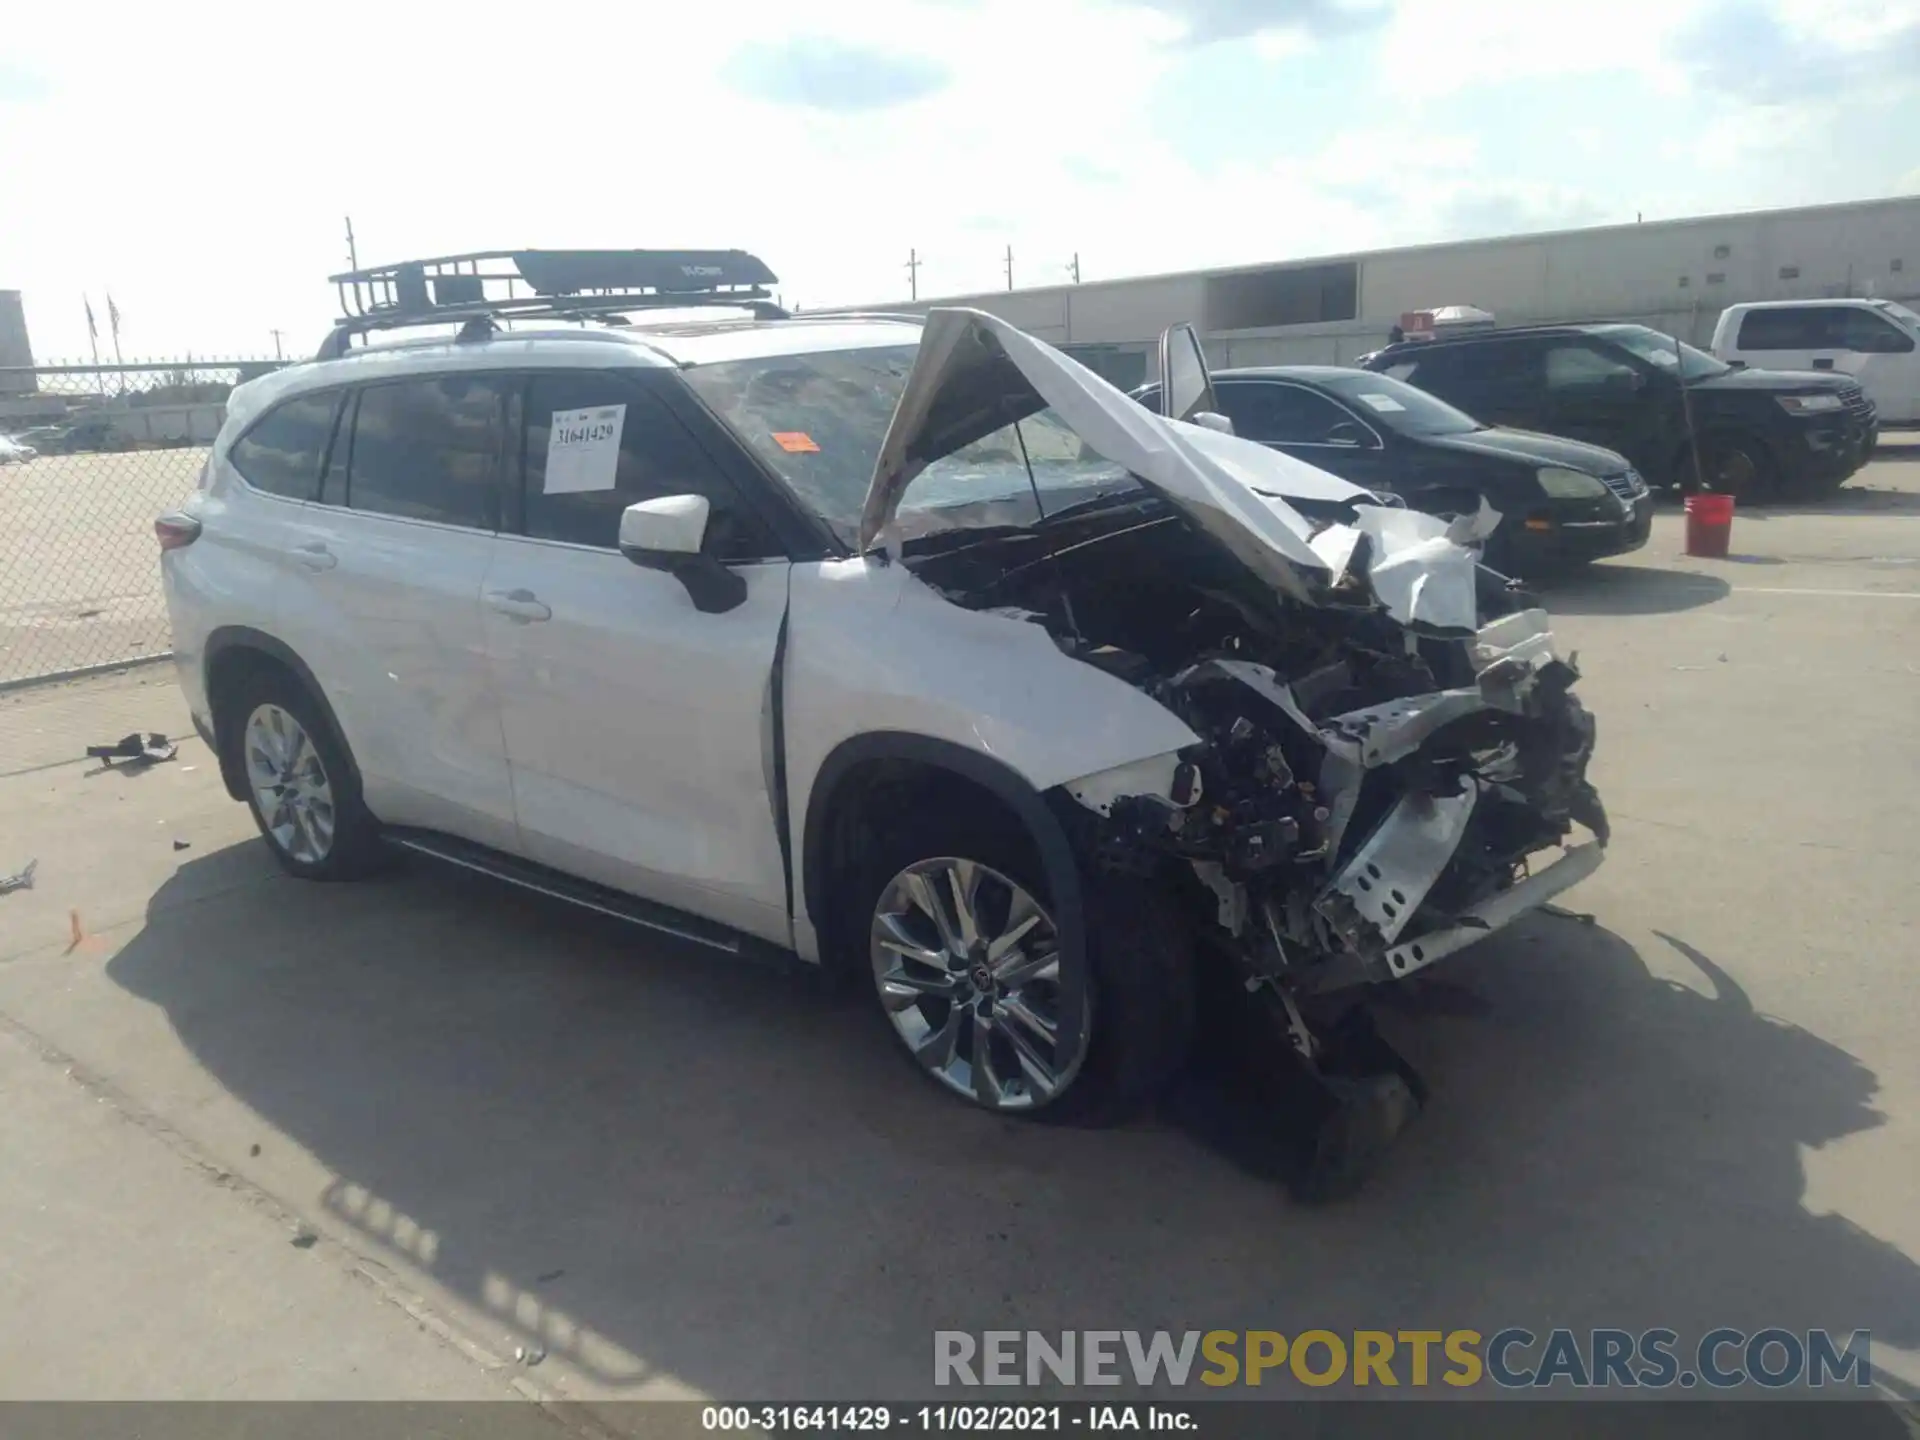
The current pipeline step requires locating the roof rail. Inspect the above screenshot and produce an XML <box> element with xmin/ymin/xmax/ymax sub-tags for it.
<box><xmin>319</xmin><ymin>249</ymin><xmax>785</xmax><ymax>359</ymax></box>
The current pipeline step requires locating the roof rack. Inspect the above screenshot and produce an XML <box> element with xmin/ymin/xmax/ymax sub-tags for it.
<box><xmin>319</xmin><ymin>249</ymin><xmax>785</xmax><ymax>359</ymax></box>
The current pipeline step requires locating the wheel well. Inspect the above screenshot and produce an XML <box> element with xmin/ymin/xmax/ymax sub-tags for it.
<box><xmin>808</xmin><ymin>758</ymin><xmax>1035</xmax><ymax>976</ymax></box>
<box><xmin>800</xmin><ymin>730</ymin><xmax>1102</xmax><ymax>979</ymax></box>
<box><xmin>203</xmin><ymin>636</ymin><xmax>350</xmax><ymax>802</ymax></box>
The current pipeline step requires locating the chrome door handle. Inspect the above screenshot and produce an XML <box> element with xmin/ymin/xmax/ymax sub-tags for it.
<box><xmin>486</xmin><ymin>588</ymin><xmax>552</xmax><ymax>623</ymax></box>
<box><xmin>293</xmin><ymin>543</ymin><xmax>337</xmax><ymax>571</ymax></box>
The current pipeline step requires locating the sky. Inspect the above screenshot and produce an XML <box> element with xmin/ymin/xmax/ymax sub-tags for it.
<box><xmin>2</xmin><ymin>0</ymin><xmax>1917</xmax><ymax>361</ymax></box>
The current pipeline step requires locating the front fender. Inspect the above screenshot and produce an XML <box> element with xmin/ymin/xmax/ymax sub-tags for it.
<box><xmin>782</xmin><ymin>558</ymin><xmax>1200</xmax><ymax>959</ymax></box>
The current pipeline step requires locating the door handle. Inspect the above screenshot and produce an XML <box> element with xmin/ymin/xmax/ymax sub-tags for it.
<box><xmin>292</xmin><ymin>543</ymin><xmax>337</xmax><ymax>571</ymax></box>
<box><xmin>1813</xmin><ymin>358</ymin><xmax>1834</xmax><ymax>370</ymax></box>
<box><xmin>486</xmin><ymin>588</ymin><xmax>552</xmax><ymax>623</ymax></box>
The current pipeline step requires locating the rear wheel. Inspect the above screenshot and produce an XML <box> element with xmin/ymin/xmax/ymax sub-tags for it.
<box><xmin>226</xmin><ymin>671</ymin><xmax>383</xmax><ymax>880</ymax></box>
<box><xmin>850</xmin><ymin>805</ymin><xmax>1194</xmax><ymax>1125</ymax></box>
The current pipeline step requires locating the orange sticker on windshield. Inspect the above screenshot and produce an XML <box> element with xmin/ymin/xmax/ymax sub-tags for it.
<box><xmin>772</xmin><ymin>431</ymin><xmax>820</xmax><ymax>453</ymax></box>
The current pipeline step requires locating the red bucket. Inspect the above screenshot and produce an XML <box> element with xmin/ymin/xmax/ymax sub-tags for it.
<box><xmin>1684</xmin><ymin>492</ymin><xmax>1735</xmax><ymax>558</ymax></box>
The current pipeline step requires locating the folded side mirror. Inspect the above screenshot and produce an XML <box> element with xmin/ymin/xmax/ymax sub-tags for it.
<box><xmin>1190</xmin><ymin>411</ymin><xmax>1235</xmax><ymax>435</ymax></box>
<box><xmin>618</xmin><ymin>493</ymin><xmax>747</xmax><ymax>614</ymax></box>
<box><xmin>1324</xmin><ymin>420</ymin><xmax>1371</xmax><ymax>448</ymax></box>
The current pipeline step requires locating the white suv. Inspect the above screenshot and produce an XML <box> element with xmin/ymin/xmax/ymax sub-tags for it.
<box><xmin>160</xmin><ymin>250</ymin><xmax>1609</xmax><ymax>1196</ymax></box>
<box><xmin>1711</xmin><ymin>298</ymin><xmax>1920</xmax><ymax>426</ymax></box>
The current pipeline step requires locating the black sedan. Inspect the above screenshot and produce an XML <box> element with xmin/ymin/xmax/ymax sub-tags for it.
<box><xmin>1139</xmin><ymin>366</ymin><xmax>1651</xmax><ymax>575</ymax></box>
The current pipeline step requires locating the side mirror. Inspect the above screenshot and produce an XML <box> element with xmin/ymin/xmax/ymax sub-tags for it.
<box><xmin>1190</xmin><ymin>411</ymin><xmax>1235</xmax><ymax>435</ymax></box>
<box><xmin>618</xmin><ymin>494</ymin><xmax>747</xmax><ymax>614</ymax></box>
<box><xmin>1325</xmin><ymin>420</ymin><xmax>1369</xmax><ymax>448</ymax></box>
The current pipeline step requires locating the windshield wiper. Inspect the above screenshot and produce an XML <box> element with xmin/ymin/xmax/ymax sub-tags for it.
<box><xmin>1036</xmin><ymin>485</ymin><xmax>1160</xmax><ymax>525</ymax></box>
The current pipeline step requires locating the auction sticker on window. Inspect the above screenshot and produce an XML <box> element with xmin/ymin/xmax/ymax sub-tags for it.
<box><xmin>544</xmin><ymin>405</ymin><xmax>625</xmax><ymax>494</ymax></box>
<box><xmin>1356</xmin><ymin>393</ymin><xmax>1406</xmax><ymax>413</ymax></box>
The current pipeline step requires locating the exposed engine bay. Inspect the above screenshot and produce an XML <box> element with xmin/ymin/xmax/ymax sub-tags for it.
<box><xmin>904</xmin><ymin>499</ymin><xmax>1610</xmax><ymax>1194</ymax></box>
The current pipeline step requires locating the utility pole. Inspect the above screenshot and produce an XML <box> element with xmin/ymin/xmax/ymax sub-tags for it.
<box><xmin>1069</xmin><ymin>252</ymin><xmax>1081</xmax><ymax>283</ymax></box>
<box><xmin>269</xmin><ymin>328</ymin><xmax>286</xmax><ymax>361</ymax></box>
<box><xmin>1004</xmin><ymin>244</ymin><xmax>1014</xmax><ymax>291</ymax></box>
<box><xmin>345</xmin><ymin>216</ymin><xmax>360</xmax><ymax>271</ymax></box>
<box><xmin>905</xmin><ymin>247</ymin><xmax>921</xmax><ymax>301</ymax></box>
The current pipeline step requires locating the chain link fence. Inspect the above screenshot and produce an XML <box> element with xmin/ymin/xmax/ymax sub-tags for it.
<box><xmin>0</xmin><ymin>359</ymin><xmax>285</xmax><ymax>689</ymax></box>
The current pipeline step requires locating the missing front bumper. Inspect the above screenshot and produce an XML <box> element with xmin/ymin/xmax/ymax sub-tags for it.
<box><xmin>1379</xmin><ymin>840</ymin><xmax>1606</xmax><ymax>980</ymax></box>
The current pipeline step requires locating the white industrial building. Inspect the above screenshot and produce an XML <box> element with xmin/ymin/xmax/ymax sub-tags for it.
<box><xmin>817</xmin><ymin>195</ymin><xmax>1920</xmax><ymax>389</ymax></box>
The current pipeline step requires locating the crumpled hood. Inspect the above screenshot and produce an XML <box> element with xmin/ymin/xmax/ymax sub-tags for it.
<box><xmin>860</xmin><ymin>308</ymin><xmax>1376</xmax><ymax>605</ymax></box>
<box><xmin>860</xmin><ymin>308</ymin><xmax>1492</xmax><ymax>628</ymax></box>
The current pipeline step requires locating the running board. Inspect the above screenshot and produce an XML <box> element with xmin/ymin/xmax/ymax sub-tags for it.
<box><xmin>384</xmin><ymin>828</ymin><xmax>781</xmax><ymax>961</ymax></box>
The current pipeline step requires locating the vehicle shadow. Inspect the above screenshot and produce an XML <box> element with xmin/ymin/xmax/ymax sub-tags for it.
<box><xmin>1533</xmin><ymin>564</ymin><xmax>1731</xmax><ymax>616</ymax></box>
<box><xmin>104</xmin><ymin>850</ymin><xmax>1920</xmax><ymax>1406</ymax></box>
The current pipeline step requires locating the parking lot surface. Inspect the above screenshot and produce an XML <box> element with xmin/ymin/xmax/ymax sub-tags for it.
<box><xmin>0</xmin><ymin>448</ymin><xmax>206</xmax><ymax>685</ymax></box>
<box><xmin>0</xmin><ymin>446</ymin><xmax>1916</xmax><ymax>1417</ymax></box>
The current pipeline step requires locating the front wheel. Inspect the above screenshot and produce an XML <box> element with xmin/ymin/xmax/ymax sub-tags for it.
<box><xmin>1692</xmin><ymin>434</ymin><xmax>1772</xmax><ymax>501</ymax></box>
<box><xmin>851</xmin><ymin>808</ymin><xmax>1194</xmax><ymax>1125</ymax></box>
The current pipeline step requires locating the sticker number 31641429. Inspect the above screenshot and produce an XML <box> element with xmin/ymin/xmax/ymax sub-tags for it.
<box><xmin>544</xmin><ymin>404</ymin><xmax>627</xmax><ymax>494</ymax></box>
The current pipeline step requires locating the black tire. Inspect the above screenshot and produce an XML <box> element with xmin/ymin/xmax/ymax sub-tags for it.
<box><xmin>1693</xmin><ymin>433</ymin><xmax>1773</xmax><ymax>502</ymax></box>
<box><xmin>845</xmin><ymin>803</ymin><xmax>1194</xmax><ymax>1127</ymax></box>
<box><xmin>223</xmin><ymin>668</ymin><xmax>385</xmax><ymax>881</ymax></box>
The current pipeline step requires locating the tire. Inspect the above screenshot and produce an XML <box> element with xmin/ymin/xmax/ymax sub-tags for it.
<box><xmin>847</xmin><ymin>803</ymin><xmax>1194</xmax><ymax>1127</ymax></box>
<box><xmin>1693</xmin><ymin>433</ymin><xmax>1773</xmax><ymax>501</ymax></box>
<box><xmin>224</xmin><ymin>668</ymin><xmax>384</xmax><ymax>880</ymax></box>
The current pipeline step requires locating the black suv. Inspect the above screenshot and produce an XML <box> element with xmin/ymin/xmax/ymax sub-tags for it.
<box><xmin>1362</xmin><ymin>323</ymin><xmax>1878</xmax><ymax>500</ymax></box>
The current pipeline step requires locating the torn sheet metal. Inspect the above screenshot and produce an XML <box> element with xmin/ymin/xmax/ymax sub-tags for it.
<box><xmin>1347</xmin><ymin>499</ymin><xmax>1500</xmax><ymax>633</ymax></box>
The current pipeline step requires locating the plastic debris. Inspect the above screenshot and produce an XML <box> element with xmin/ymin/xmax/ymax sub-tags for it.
<box><xmin>85</xmin><ymin>732</ymin><xmax>177</xmax><ymax>767</ymax></box>
<box><xmin>515</xmin><ymin>1345</ymin><xmax>547</xmax><ymax>1366</ymax></box>
<box><xmin>172</xmin><ymin>838</ymin><xmax>192</xmax><ymax>851</ymax></box>
<box><xmin>0</xmin><ymin>859</ymin><xmax>35</xmax><ymax>896</ymax></box>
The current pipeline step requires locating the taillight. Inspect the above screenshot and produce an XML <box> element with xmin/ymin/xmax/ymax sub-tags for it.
<box><xmin>155</xmin><ymin>512</ymin><xmax>202</xmax><ymax>551</ymax></box>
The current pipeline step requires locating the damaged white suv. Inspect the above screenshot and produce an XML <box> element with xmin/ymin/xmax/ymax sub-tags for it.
<box><xmin>160</xmin><ymin>251</ymin><xmax>1607</xmax><ymax>1196</ymax></box>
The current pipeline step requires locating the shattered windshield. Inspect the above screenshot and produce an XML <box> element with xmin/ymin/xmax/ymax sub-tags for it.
<box><xmin>682</xmin><ymin>343</ymin><xmax>1138</xmax><ymax>547</ymax></box>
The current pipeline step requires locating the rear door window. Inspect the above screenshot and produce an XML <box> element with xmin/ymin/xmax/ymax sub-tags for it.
<box><xmin>1736</xmin><ymin>308</ymin><xmax>1825</xmax><ymax>350</ymax></box>
<box><xmin>228</xmin><ymin>391</ymin><xmax>341</xmax><ymax>499</ymax></box>
<box><xmin>345</xmin><ymin>375</ymin><xmax>511</xmax><ymax>530</ymax></box>
<box><xmin>517</xmin><ymin>371</ymin><xmax>775</xmax><ymax>560</ymax></box>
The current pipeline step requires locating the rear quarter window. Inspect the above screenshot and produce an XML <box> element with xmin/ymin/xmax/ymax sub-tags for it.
<box><xmin>228</xmin><ymin>391</ymin><xmax>341</xmax><ymax>499</ymax></box>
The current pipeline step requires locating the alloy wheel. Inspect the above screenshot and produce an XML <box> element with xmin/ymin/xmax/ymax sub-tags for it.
<box><xmin>869</xmin><ymin>857</ymin><xmax>1088</xmax><ymax>1111</ymax></box>
<box><xmin>243</xmin><ymin>703</ymin><xmax>336</xmax><ymax>865</ymax></box>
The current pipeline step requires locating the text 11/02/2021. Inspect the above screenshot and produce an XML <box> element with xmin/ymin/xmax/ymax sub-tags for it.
<box><xmin>702</xmin><ymin>1405</ymin><xmax>1193</xmax><ymax>1431</ymax></box>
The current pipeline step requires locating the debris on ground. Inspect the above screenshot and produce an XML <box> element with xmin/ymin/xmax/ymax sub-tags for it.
<box><xmin>172</xmin><ymin>838</ymin><xmax>191</xmax><ymax>851</ymax></box>
<box><xmin>250</xmin><ymin>1143</ymin><xmax>261</xmax><ymax>1157</ymax></box>
<box><xmin>66</xmin><ymin>910</ymin><xmax>84</xmax><ymax>953</ymax></box>
<box><xmin>0</xmin><ymin>859</ymin><xmax>35</xmax><ymax>896</ymax></box>
<box><xmin>290</xmin><ymin>1227</ymin><xmax>318</xmax><ymax>1249</ymax></box>
<box><xmin>535</xmin><ymin>1269</ymin><xmax>565</xmax><ymax>1284</ymax></box>
<box><xmin>514</xmin><ymin>1345</ymin><xmax>547</xmax><ymax>1366</ymax></box>
<box><xmin>85</xmin><ymin>732</ymin><xmax>177</xmax><ymax>767</ymax></box>
<box><xmin>1541</xmin><ymin>903</ymin><xmax>1597</xmax><ymax>925</ymax></box>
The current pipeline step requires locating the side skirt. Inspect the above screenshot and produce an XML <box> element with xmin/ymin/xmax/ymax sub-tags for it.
<box><xmin>383</xmin><ymin>828</ymin><xmax>800</xmax><ymax>971</ymax></box>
